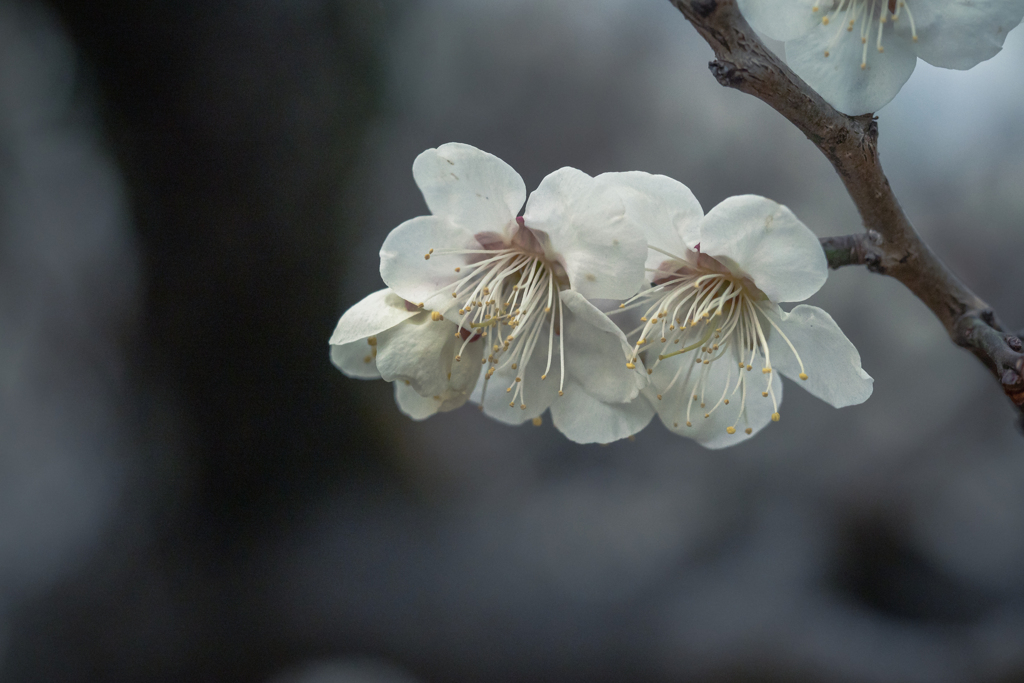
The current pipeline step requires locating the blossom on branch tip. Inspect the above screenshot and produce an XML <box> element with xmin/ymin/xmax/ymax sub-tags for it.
<box><xmin>605</xmin><ymin>172</ymin><xmax>873</xmax><ymax>448</ymax></box>
<box><xmin>329</xmin><ymin>287</ymin><xmax>483</xmax><ymax>420</ymax></box>
<box><xmin>377</xmin><ymin>143</ymin><xmax>654</xmax><ymax>443</ymax></box>
<box><xmin>738</xmin><ymin>0</ymin><xmax>1024</xmax><ymax>115</ymax></box>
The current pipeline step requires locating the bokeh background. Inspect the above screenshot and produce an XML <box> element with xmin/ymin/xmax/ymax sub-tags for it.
<box><xmin>2</xmin><ymin>0</ymin><xmax>1024</xmax><ymax>680</ymax></box>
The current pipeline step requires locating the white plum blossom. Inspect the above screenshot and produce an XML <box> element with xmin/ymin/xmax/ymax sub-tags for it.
<box><xmin>738</xmin><ymin>0</ymin><xmax>1024</xmax><ymax>114</ymax></box>
<box><xmin>329</xmin><ymin>287</ymin><xmax>483</xmax><ymax>420</ymax></box>
<box><xmin>607</xmin><ymin>172</ymin><xmax>873</xmax><ymax>448</ymax></box>
<box><xmin>379</xmin><ymin>143</ymin><xmax>653</xmax><ymax>444</ymax></box>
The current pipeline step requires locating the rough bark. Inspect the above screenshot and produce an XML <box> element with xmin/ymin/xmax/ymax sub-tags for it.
<box><xmin>670</xmin><ymin>0</ymin><xmax>1024</xmax><ymax>415</ymax></box>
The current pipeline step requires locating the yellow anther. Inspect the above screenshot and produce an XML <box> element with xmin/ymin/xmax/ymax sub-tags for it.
<box><xmin>511</xmin><ymin>363</ymin><xmax>518</xmax><ymax>370</ymax></box>
<box><xmin>738</xmin><ymin>362</ymin><xmax>744</xmax><ymax>369</ymax></box>
<box><xmin>723</xmin><ymin>399</ymin><xmax>729</xmax><ymax>405</ymax></box>
<box><xmin>799</xmin><ymin>372</ymin><xmax>808</xmax><ymax>380</ymax></box>
<box><xmin>417</xmin><ymin>303</ymin><xmax>424</xmax><ymax>308</ymax></box>
<box><xmin>428</xmin><ymin>248</ymin><xmax>434</xmax><ymax>254</ymax></box>
<box><xmin>637</xmin><ymin>339</ymin><xmax>646</xmax><ymax>345</ymax></box>
<box><xmin>532</xmin><ymin>416</ymin><xmax>543</xmax><ymax>426</ymax></box>
<box><xmin>452</xmin><ymin>292</ymin><xmax>458</xmax><ymax>298</ymax></box>
<box><xmin>424</xmin><ymin>254</ymin><xmax>430</xmax><ymax>260</ymax></box>
<box><xmin>656</xmin><ymin>394</ymin><xmax>662</xmax><ymax>400</ymax></box>
<box><xmin>878</xmin><ymin>46</ymin><xmax>884</xmax><ymax>52</ymax></box>
<box><xmin>520</xmin><ymin>404</ymin><xmax>526</xmax><ymax>410</ymax></box>
<box><xmin>454</xmin><ymin>267</ymin><xmax>461</xmax><ymax>272</ymax></box>
<box><xmin>771</xmin><ymin>412</ymin><xmax>781</xmax><ymax>422</ymax></box>
<box><xmin>762</xmin><ymin>367</ymin><xmax>771</xmax><ymax>373</ymax></box>
<box><xmin>506</xmin><ymin>387</ymin><xmax>512</xmax><ymax>393</ymax></box>
<box><xmin>431</xmin><ymin>311</ymin><xmax>443</xmax><ymax>321</ymax></box>
<box><xmin>647</xmin><ymin>368</ymin><xmax>653</xmax><ymax>375</ymax></box>
<box><xmin>640</xmin><ymin>317</ymin><xmax>648</xmax><ymax>322</ymax></box>
<box><xmin>515</xmin><ymin>377</ymin><xmax>521</xmax><ymax>383</ymax></box>
<box><xmin>726</xmin><ymin>426</ymin><xmax>736</xmax><ymax>434</ymax></box>
<box><xmin>544</xmin><ymin>307</ymin><xmax>551</xmax><ymax>313</ymax></box>
<box><xmin>686</xmin><ymin>421</ymin><xmax>692</xmax><ymax>427</ymax></box>
<box><xmin>619</xmin><ymin>303</ymin><xmax>625</xmax><ymax>309</ymax></box>
<box><xmin>661</xmin><ymin>337</ymin><xmax>667</xmax><ymax>343</ymax></box>
<box><xmin>558</xmin><ymin>390</ymin><xmax>564</xmax><ymax>396</ymax></box>
<box><xmin>746</xmin><ymin>364</ymin><xmax>752</xmax><ymax>371</ymax></box>
<box><xmin>822</xmin><ymin>16</ymin><xmax>829</xmax><ymax>24</ymax></box>
<box><xmin>745</xmin><ymin>427</ymin><xmax>753</xmax><ymax>435</ymax></box>
<box><xmin>367</xmin><ymin>336</ymin><xmax>377</xmax><ymax>346</ymax></box>
<box><xmin>625</xmin><ymin>362</ymin><xmax>636</xmax><ymax>369</ymax></box>
<box><xmin>703</xmin><ymin>360</ymin><xmax>710</xmax><ymax>365</ymax></box>
<box><xmin>509</xmin><ymin>401</ymin><xmax>514</xmax><ymax>407</ymax></box>
<box><xmin>455</xmin><ymin>355</ymin><xmax>461</xmax><ymax>362</ymax></box>
<box><xmin>704</xmin><ymin>413</ymin><xmax>710</xmax><ymax>418</ymax></box>
<box><xmin>762</xmin><ymin>391</ymin><xmax>769</xmax><ymax>397</ymax></box>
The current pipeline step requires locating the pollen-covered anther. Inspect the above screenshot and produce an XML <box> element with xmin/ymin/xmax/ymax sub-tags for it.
<box><xmin>532</xmin><ymin>416</ymin><xmax>542</xmax><ymax>426</ymax></box>
<box><xmin>771</xmin><ymin>412</ymin><xmax>781</xmax><ymax>422</ymax></box>
<box><xmin>367</xmin><ymin>336</ymin><xmax>377</xmax><ymax>346</ymax></box>
<box><xmin>626</xmin><ymin>362</ymin><xmax>636</xmax><ymax>369</ymax></box>
<box><xmin>430</xmin><ymin>311</ymin><xmax>443</xmax><ymax>321</ymax></box>
<box><xmin>745</xmin><ymin>427</ymin><xmax>753</xmax><ymax>434</ymax></box>
<box><xmin>799</xmin><ymin>372</ymin><xmax>809</xmax><ymax>380</ymax></box>
<box><xmin>726</xmin><ymin>426</ymin><xmax>736</xmax><ymax>434</ymax></box>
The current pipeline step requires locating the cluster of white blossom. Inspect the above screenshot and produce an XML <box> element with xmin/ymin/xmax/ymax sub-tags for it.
<box><xmin>737</xmin><ymin>0</ymin><xmax>1024</xmax><ymax>114</ymax></box>
<box><xmin>330</xmin><ymin>143</ymin><xmax>872</xmax><ymax>448</ymax></box>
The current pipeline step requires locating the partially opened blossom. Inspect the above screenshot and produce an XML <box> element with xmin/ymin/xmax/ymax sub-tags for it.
<box><xmin>607</xmin><ymin>172</ymin><xmax>873</xmax><ymax>448</ymax></box>
<box><xmin>738</xmin><ymin>0</ymin><xmax>1024</xmax><ymax>114</ymax></box>
<box><xmin>379</xmin><ymin>143</ymin><xmax>652</xmax><ymax>443</ymax></box>
<box><xmin>329</xmin><ymin>287</ymin><xmax>483</xmax><ymax>420</ymax></box>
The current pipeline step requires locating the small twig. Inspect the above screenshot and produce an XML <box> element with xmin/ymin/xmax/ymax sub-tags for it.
<box><xmin>820</xmin><ymin>231</ymin><xmax>883</xmax><ymax>272</ymax></box>
<box><xmin>670</xmin><ymin>0</ymin><xmax>1024</xmax><ymax>416</ymax></box>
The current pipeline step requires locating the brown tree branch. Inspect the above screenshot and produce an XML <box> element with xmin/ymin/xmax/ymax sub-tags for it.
<box><xmin>670</xmin><ymin>0</ymin><xmax>1024</xmax><ymax>414</ymax></box>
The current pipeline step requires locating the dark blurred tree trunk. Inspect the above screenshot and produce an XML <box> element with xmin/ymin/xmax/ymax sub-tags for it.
<box><xmin>4</xmin><ymin>1</ymin><xmax>391</xmax><ymax>680</ymax></box>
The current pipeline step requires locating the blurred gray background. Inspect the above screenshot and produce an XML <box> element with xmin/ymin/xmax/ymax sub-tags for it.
<box><xmin>1</xmin><ymin>0</ymin><xmax>1023</xmax><ymax>681</ymax></box>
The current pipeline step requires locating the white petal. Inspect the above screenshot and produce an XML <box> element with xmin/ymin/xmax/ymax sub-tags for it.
<box><xmin>329</xmin><ymin>340</ymin><xmax>381</xmax><ymax>380</ymax></box>
<box><xmin>907</xmin><ymin>0</ymin><xmax>1024</xmax><ymax>70</ymax></box>
<box><xmin>393</xmin><ymin>352</ymin><xmax>481</xmax><ymax>420</ymax></box>
<box><xmin>523</xmin><ymin>167</ymin><xmax>647</xmax><ymax>301</ymax></box>
<box><xmin>474</xmin><ymin>349</ymin><xmax>560</xmax><ymax>425</ymax></box>
<box><xmin>651</xmin><ymin>347</ymin><xmax>783</xmax><ymax>450</ymax></box>
<box><xmin>549</xmin><ymin>381</ymin><xmax>655</xmax><ymax>444</ymax></box>
<box><xmin>786</xmin><ymin>18</ymin><xmax>919</xmax><ymax>115</ymax></box>
<box><xmin>698</xmin><ymin>195</ymin><xmax>827</xmax><ymax>303</ymax></box>
<box><xmin>328</xmin><ymin>288</ymin><xmax>417</xmax><ymax>346</ymax></box>
<box><xmin>738</xmin><ymin>0</ymin><xmax>824</xmax><ymax>41</ymax></box>
<box><xmin>762</xmin><ymin>303</ymin><xmax>873</xmax><ymax>407</ymax></box>
<box><xmin>375</xmin><ymin>315</ymin><xmax>461</xmax><ymax>397</ymax></box>
<box><xmin>379</xmin><ymin>215</ymin><xmax>473</xmax><ymax>313</ymax></box>
<box><xmin>393</xmin><ymin>381</ymin><xmax>444</xmax><ymax>420</ymax></box>
<box><xmin>596</xmin><ymin>171</ymin><xmax>703</xmax><ymax>274</ymax></box>
<box><xmin>412</xmin><ymin>142</ymin><xmax>525</xmax><ymax>238</ymax></box>
<box><xmin>560</xmin><ymin>290</ymin><xmax>647</xmax><ymax>404</ymax></box>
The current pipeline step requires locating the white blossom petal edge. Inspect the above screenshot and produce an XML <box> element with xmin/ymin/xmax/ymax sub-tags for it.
<box><xmin>611</xmin><ymin>179</ymin><xmax>872</xmax><ymax>448</ymax></box>
<box><xmin>738</xmin><ymin>0</ymin><xmax>1024</xmax><ymax>115</ymax></box>
<box><xmin>329</xmin><ymin>287</ymin><xmax>483</xmax><ymax>420</ymax></box>
<box><xmin>380</xmin><ymin>143</ymin><xmax>651</xmax><ymax>441</ymax></box>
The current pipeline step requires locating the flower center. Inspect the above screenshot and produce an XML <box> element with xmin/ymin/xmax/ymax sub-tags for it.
<box><xmin>428</xmin><ymin>226</ymin><xmax>566</xmax><ymax>411</ymax></box>
<box><xmin>813</xmin><ymin>0</ymin><xmax>917</xmax><ymax>68</ymax></box>
<box><xmin>619</xmin><ymin>253</ymin><xmax>808</xmax><ymax>436</ymax></box>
